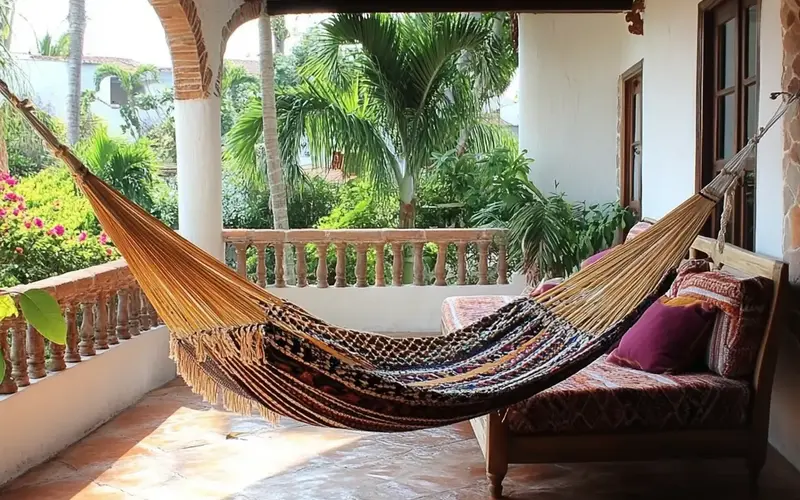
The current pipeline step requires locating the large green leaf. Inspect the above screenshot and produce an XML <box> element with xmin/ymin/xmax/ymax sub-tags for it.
<box><xmin>18</xmin><ymin>290</ymin><xmax>67</xmax><ymax>345</ymax></box>
<box><xmin>0</xmin><ymin>355</ymin><xmax>5</xmax><ymax>384</ymax></box>
<box><xmin>0</xmin><ymin>294</ymin><xmax>17</xmax><ymax>321</ymax></box>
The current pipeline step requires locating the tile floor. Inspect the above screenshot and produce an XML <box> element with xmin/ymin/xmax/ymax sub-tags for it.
<box><xmin>2</xmin><ymin>378</ymin><xmax>800</xmax><ymax>499</ymax></box>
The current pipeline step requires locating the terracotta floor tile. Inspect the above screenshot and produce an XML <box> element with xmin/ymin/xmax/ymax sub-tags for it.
<box><xmin>3</xmin><ymin>378</ymin><xmax>800</xmax><ymax>500</ymax></box>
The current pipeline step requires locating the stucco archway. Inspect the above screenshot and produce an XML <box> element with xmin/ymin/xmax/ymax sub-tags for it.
<box><xmin>148</xmin><ymin>0</ymin><xmax>212</xmax><ymax>100</ymax></box>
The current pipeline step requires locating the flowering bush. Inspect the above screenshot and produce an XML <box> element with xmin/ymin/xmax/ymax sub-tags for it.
<box><xmin>0</xmin><ymin>172</ymin><xmax>119</xmax><ymax>287</ymax></box>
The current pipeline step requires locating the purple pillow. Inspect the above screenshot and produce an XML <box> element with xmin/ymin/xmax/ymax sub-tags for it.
<box><xmin>581</xmin><ymin>247</ymin><xmax>615</xmax><ymax>269</ymax></box>
<box><xmin>607</xmin><ymin>296</ymin><xmax>716</xmax><ymax>374</ymax></box>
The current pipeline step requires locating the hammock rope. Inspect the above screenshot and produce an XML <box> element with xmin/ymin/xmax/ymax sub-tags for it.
<box><xmin>0</xmin><ymin>78</ymin><xmax>796</xmax><ymax>432</ymax></box>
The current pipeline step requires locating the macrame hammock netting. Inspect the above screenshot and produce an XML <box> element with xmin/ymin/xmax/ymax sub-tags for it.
<box><xmin>2</xmin><ymin>80</ymin><xmax>796</xmax><ymax>433</ymax></box>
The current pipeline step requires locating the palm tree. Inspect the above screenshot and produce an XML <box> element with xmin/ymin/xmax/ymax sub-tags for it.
<box><xmin>66</xmin><ymin>0</ymin><xmax>86</xmax><ymax>145</ymax></box>
<box><xmin>227</xmin><ymin>13</ymin><xmax>514</xmax><ymax>228</ymax></box>
<box><xmin>78</xmin><ymin>125</ymin><xmax>157</xmax><ymax>210</ymax></box>
<box><xmin>0</xmin><ymin>0</ymin><xmax>15</xmax><ymax>173</ymax></box>
<box><xmin>93</xmin><ymin>63</ymin><xmax>160</xmax><ymax>137</ymax></box>
<box><xmin>220</xmin><ymin>61</ymin><xmax>261</xmax><ymax>136</ymax></box>
<box><xmin>257</xmin><ymin>0</ymin><xmax>294</xmax><ymax>283</ymax></box>
<box><xmin>36</xmin><ymin>32</ymin><xmax>70</xmax><ymax>56</ymax></box>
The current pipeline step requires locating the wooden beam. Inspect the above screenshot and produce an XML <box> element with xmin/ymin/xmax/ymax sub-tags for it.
<box><xmin>259</xmin><ymin>0</ymin><xmax>634</xmax><ymax>15</ymax></box>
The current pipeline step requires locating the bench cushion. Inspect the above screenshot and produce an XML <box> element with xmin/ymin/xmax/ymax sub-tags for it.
<box><xmin>441</xmin><ymin>295</ymin><xmax>752</xmax><ymax>435</ymax></box>
<box><xmin>441</xmin><ymin>295</ymin><xmax>518</xmax><ymax>333</ymax></box>
<box><xmin>503</xmin><ymin>355</ymin><xmax>751</xmax><ymax>435</ymax></box>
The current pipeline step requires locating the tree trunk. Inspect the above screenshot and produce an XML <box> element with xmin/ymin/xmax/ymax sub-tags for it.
<box><xmin>398</xmin><ymin>173</ymin><xmax>416</xmax><ymax>228</ymax></box>
<box><xmin>273</xmin><ymin>16</ymin><xmax>288</xmax><ymax>55</ymax></box>
<box><xmin>0</xmin><ymin>1</ymin><xmax>15</xmax><ymax>173</ymax></box>
<box><xmin>66</xmin><ymin>0</ymin><xmax>86</xmax><ymax>145</ymax></box>
<box><xmin>259</xmin><ymin>2</ymin><xmax>295</xmax><ymax>284</ymax></box>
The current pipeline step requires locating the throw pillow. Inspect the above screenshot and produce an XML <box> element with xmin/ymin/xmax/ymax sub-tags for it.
<box><xmin>624</xmin><ymin>220</ymin><xmax>653</xmax><ymax>243</ymax></box>
<box><xmin>607</xmin><ymin>295</ymin><xmax>717</xmax><ymax>374</ymax></box>
<box><xmin>580</xmin><ymin>247</ymin><xmax>615</xmax><ymax>269</ymax></box>
<box><xmin>670</xmin><ymin>267</ymin><xmax>773</xmax><ymax>378</ymax></box>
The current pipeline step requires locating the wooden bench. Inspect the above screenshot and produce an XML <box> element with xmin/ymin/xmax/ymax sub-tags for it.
<box><xmin>460</xmin><ymin>236</ymin><xmax>789</xmax><ymax>497</ymax></box>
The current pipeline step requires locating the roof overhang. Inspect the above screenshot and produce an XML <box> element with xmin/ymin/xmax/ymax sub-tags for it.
<box><xmin>260</xmin><ymin>0</ymin><xmax>634</xmax><ymax>15</ymax></box>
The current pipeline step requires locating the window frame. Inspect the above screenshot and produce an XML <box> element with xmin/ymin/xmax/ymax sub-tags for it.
<box><xmin>620</xmin><ymin>59</ymin><xmax>644</xmax><ymax>217</ymax></box>
<box><xmin>696</xmin><ymin>0</ymin><xmax>760</xmax><ymax>251</ymax></box>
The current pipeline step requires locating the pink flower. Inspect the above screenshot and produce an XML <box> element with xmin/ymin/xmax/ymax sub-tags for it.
<box><xmin>17</xmin><ymin>203</ymin><xmax>25</xmax><ymax>211</ymax></box>
<box><xmin>99</xmin><ymin>233</ymin><xmax>108</xmax><ymax>244</ymax></box>
<box><xmin>14</xmin><ymin>247</ymin><xmax>23</xmax><ymax>255</ymax></box>
<box><xmin>6</xmin><ymin>177</ymin><xmax>17</xmax><ymax>187</ymax></box>
<box><xmin>24</xmin><ymin>220</ymin><xmax>31</xmax><ymax>229</ymax></box>
<box><xmin>78</xmin><ymin>231</ymin><xmax>87</xmax><ymax>242</ymax></box>
<box><xmin>0</xmin><ymin>209</ymin><xmax>5</xmax><ymax>218</ymax></box>
<box><xmin>51</xmin><ymin>224</ymin><xmax>65</xmax><ymax>236</ymax></box>
<box><xmin>33</xmin><ymin>217</ymin><xmax>43</xmax><ymax>228</ymax></box>
<box><xmin>105</xmin><ymin>247</ymin><xmax>113</xmax><ymax>256</ymax></box>
<box><xmin>3</xmin><ymin>192</ymin><xmax>17</xmax><ymax>202</ymax></box>
<box><xmin>12</xmin><ymin>208</ymin><xmax>19</xmax><ymax>216</ymax></box>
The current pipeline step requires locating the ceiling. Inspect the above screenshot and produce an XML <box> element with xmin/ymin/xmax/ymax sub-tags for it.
<box><xmin>255</xmin><ymin>0</ymin><xmax>635</xmax><ymax>15</ymax></box>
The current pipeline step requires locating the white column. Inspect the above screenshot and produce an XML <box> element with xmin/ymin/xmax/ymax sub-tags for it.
<box><xmin>174</xmin><ymin>97</ymin><xmax>224</xmax><ymax>261</ymax></box>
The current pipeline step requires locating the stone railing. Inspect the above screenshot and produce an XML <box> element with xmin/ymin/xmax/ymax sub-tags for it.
<box><xmin>222</xmin><ymin>229</ymin><xmax>509</xmax><ymax>288</ymax></box>
<box><xmin>0</xmin><ymin>260</ymin><xmax>160</xmax><ymax>395</ymax></box>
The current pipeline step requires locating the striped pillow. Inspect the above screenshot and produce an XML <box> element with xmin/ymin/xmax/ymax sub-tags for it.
<box><xmin>671</xmin><ymin>267</ymin><xmax>773</xmax><ymax>378</ymax></box>
<box><xmin>625</xmin><ymin>220</ymin><xmax>653</xmax><ymax>243</ymax></box>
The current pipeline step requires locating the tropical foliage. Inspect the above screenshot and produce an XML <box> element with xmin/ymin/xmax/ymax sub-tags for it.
<box><xmin>93</xmin><ymin>63</ymin><xmax>160</xmax><ymax>137</ymax></box>
<box><xmin>36</xmin><ymin>31</ymin><xmax>70</xmax><ymax>56</ymax></box>
<box><xmin>226</xmin><ymin>12</ymin><xmax>518</xmax><ymax>228</ymax></box>
<box><xmin>78</xmin><ymin>125</ymin><xmax>158</xmax><ymax>210</ymax></box>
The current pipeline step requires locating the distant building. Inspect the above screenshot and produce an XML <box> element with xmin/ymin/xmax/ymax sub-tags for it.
<box><xmin>13</xmin><ymin>53</ymin><xmax>173</xmax><ymax>139</ymax></box>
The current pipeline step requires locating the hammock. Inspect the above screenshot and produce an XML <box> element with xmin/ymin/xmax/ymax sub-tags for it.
<box><xmin>1</xmin><ymin>79</ymin><xmax>795</xmax><ymax>432</ymax></box>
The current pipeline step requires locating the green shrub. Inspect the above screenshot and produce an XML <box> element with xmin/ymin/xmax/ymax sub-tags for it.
<box><xmin>14</xmin><ymin>166</ymin><xmax>99</xmax><ymax>233</ymax></box>
<box><xmin>3</xmin><ymin>103</ymin><xmax>66</xmax><ymax>178</ymax></box>
<box><xmin>0</xmin><ymin>172</ymin><xmax>119</xmax><ymax>287</ymax></box>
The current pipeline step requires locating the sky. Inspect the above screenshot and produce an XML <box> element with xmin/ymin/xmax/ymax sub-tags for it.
<box><xmin>10</xmin><ymin>0</ymin><xmax>328</xmax><ymax>67</ymax></box>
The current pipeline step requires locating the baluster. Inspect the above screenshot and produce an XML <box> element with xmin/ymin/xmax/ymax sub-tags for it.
<box><xmin>335</xmin><ymin>242</ymin><xmax>347</xmax><ymax>287</ymax></box>
<box><xmin>107</xmin><ymin>294</ymin><xmax>119</xmax><ymax>345</ymax></box>
<box><xmin>374</xmin><ymin>243</ymin><xmax>386</xmax><ymax>287</ymax></box>
<box><xmin>94</xmin><ymin>292</ymin><xmax>110</xmax><ymax>350</ymax></box>
<box><xmin>11</xmin><ymin>316</ymin><xmax>29</xmax><ymax>387</ymax></box>
<box><xmin>497</xmin><ymin>242</ymin><xmax>509</xmax><ymax>285</ymax></box>
<box><xmin>27</xmin><ymin>323</ymin><xmax>46</xmax><ymax>379</ymax></box>
<box><xmin>255</xmin><ymin>243</ymin><xmax>267</xmax><ymax>288</ymax></box>
<box><xmin>435</xmin><ymin>241</ymin><xmax>448</xmax><ymax>286</ymax></box>
<box><xmin>116</xmin><ymin>289</ymin><xmax>130</xmax><ymax>340</ymax></box>
<box><xmin>391</xmin><ymin>243</ymin><xmax>404</xmax><ymax>286</ymax></box>
<box><xmin>0</xmin><ymin>321</ymin><xmax>16</xmax><ymax>394</ymax></box>
<box><xmin>413</xmin><ymin>242</ymin><xmax>424</xmax><ymax>286</ymax></box>
<box><xmin>477</xmin><ymin>240</ymin><xmax>490</xmax><ymax>286</ymax></box>
<box><xmin>274</xmin><ymin>243</ymin><xmax>286</xmax><ymax>288</ymax></box>
<box><xmin>139</xmin><ymin>292</ymin><xmax>151</xmax><ymax>331</ymax></box>
<box><xmin>315</xmin><ymin>243</ymin><xmax>329</xmax><ymax>288</ymax></box>
<box><xmin>456</xmin><ymin>242</ymin><xmax>468</xmax><ymax>285</ymax></box>
<box><xmin>80</xmin><ymin>299</ymin><xmax>96</xmax><ymax>357</ymax></box>
<box><xmin>355</xmin><ymin>243</ymin><xmax>368</xmax><ymax>287</ymax></box>
<box><xmin>47</xmin><ymin>302</ymin><xmax>67</xmax><ymax>371</ymax></box>
<box><xmin>128</xmin><ymin>288</ymin><xmax>141</xmax><ymax>337</ymax></box>
<box><xmin>295</xmin><ymin>243</ymin><xmax>308</xmax><ymax>287</ymax></box>
<box><xmin>148</xmin><ymin>298</ymin><xmax>160</xmax><ymax>327</ymax></box>
<box><xmin>65</xmin><ymin>302</ymin><xmax>81</xmax><ymax>362</ymax></box>
<box><xmin>234</xmin><ymin>242</ymin><xmax>248</xmax><ymax>277</ymax></box>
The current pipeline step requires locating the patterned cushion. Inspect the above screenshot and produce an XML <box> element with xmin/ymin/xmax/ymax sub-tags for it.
<box><xmin>625</xmin><ymin>220</ymin><xmax>653</xmax><ymax>243</ymax></box>
<box><xmin>440</xmin><ymin>295</ymin><xmax>519</xmax><ymax>333</ymax></box>
<box><xmin>504</xmin><ymin>355</ymin><xmax>751</xmax><ymax>435</ymax></box>
<box><xmin>669</xmin><ymin>265</ymin><xmax>773</xmax><ymax>378</ymax></box>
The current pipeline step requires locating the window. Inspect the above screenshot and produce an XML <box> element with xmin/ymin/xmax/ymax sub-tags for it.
<box><xmin>698</xmin><ymin>0</ymin><xmax>759</xmax><ymax>250</ymax></box>
<box><xmin>621</xmin><ymin>60</ymin><xmax>643</xmax><ymax>217</ymax></box>
<box><xmin>109</xmin><ymin>77</ymin><xmax>128</xmax><ymax>107</ymax></box>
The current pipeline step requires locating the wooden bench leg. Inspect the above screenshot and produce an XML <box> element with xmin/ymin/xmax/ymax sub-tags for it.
<box><xmin>486</xmin><ymin>412</ymin><xmax>509</xmax><ymax>498</ymax></box>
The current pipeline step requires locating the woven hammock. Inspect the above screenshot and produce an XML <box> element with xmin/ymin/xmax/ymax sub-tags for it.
<box><xmin>1</xmin><ymin>79</ymin><xmax>795</xmax><ymax>432</ymax></box>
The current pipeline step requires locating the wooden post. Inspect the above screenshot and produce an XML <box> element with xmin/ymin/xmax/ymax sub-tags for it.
<box><xmin>65</xmin><ymin>302</ymin><xmax>82</xmax><ymax>362</ymax></box>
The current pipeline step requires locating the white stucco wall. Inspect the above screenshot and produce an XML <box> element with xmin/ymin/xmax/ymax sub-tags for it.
<box><xmin>0</xmin><ymin>326</ymin><xmax>176</xmax><ymax>486</ymax></box>
<box><xmin>272</xmin><ymin>278</ymin><xmax>527</xmax><ymax>334</ymax></box>
<box><xmin>518</xmin><ymin>13</ymin><xmax>625</xmax><ymax>205</ymax></box>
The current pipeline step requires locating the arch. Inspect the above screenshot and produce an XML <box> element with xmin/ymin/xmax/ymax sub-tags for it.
<box><xmin>149</xmin><ymin>0</ymin><xmax>213</xmax><ymax>100</ymax></box>
<box><xmin>216</xmin><ymin>0</ymin><xmax>261</xmax><ymax>96</ymax></box>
